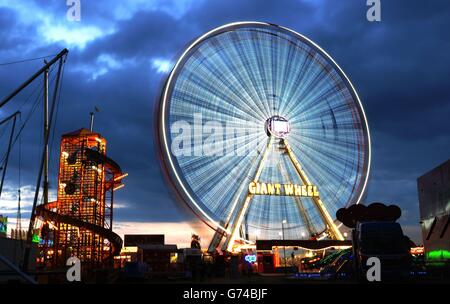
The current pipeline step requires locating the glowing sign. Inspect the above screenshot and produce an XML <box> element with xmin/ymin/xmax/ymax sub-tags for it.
<box><xmin>121</xmin><ymin>246</ymin><xmax>138</xmax><ymax>253</ymax></box>
<box><xmin>427</xmin><ymin>250</ymin><xmax>450</xmax><ymax>260</ymax></box>
<box><xmin>32</xmin><ymin>233</ymin><xmax>40</xmax><ymax>243</ymax></box>
<box><xmin>272</xmin><ymin>120</ymin><xmax>289</xmax><ymax>133</ymax></box>
<box><xmin>245</xmin><ymin>254</ymin><xmax>257</xmax><ymax>263</ymax></box>
<box><xmin>0</xmin><ymin>216</ymin><xmax>7</xmax><ymax>234</ymax></box>
<box><xmin>266</xmin><ymin>116</ymin><xmax>290</xmax><ymax>138</ymax></box>
<box><xmin>248</xmin><ymin>182</ymin><xmax>319</xmax><ymax>197</ymax></box>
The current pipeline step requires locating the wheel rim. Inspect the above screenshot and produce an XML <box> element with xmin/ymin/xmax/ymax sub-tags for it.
<box><xmin>159</xmin><ymin>22</ymin><xmax>371</xmax><ymax>240</ymax></box>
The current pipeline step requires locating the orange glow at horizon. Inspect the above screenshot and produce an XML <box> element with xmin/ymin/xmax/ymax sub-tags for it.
<box><xmin>113</xmin><ymin>220</ymin><xmax>214</xmax><ymax>249</ymax></box>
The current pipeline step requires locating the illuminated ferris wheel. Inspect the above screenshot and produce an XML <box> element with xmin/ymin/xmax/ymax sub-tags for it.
<box><xmin>158</xmin><ymin>22</ymin><xmax>371</xmax><ymax>252</ymax></box>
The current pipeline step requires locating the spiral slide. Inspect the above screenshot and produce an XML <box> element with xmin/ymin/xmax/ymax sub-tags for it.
<box><xmin>36</xmin><ymin>204</ymin><xmax>123</xmax><ymax>256</ymax></box>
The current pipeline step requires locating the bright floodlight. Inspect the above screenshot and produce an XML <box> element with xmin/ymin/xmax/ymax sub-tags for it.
<box><xmin>266</xmin><ymin>116</ymin><xmax>291</xmax><ymax>138</ymax></box>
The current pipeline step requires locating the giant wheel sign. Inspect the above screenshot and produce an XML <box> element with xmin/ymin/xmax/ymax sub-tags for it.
<box><xmin>158</xmin><ymin>22</ymin><xmax>371</xmax><ymax>252</ymax></box>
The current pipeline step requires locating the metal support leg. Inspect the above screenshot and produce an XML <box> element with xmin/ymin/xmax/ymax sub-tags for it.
<box><xmin>223</xmin><ymin>136</ymin><xmax>274</xmax><ymax>252</ymax></box>
<box><xmin>277</xmin><ymin>160</ymin><xmax>316</xmax><ymax>237</ymax></box>
<box><xmin>283</xmin><ymin>139</ymin><xmax>344</xmax><ymax>240</ymax></box>
<box><xmin>207</xmin><ymin>152</ymin><xmax>262</xmax><ymax>253</ymax></box>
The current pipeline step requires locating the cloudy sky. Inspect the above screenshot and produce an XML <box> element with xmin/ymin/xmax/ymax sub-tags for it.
<box><xmin>0</xmin><ymin>0</ymin><xmax>449</xmax><ymax>246</ymax></box>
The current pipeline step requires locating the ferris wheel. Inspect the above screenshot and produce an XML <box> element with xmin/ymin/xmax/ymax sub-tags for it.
<box><xmin>158</xmin><ymin>22</ymin><xmax>371</xmax><ymax>252</ymax></box>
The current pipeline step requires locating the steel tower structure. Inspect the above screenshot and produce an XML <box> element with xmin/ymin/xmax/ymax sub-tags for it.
<box><xmin>37</xmin><ymin>128</ymin><xmax>126</xmax><ymax>269</ymax></box>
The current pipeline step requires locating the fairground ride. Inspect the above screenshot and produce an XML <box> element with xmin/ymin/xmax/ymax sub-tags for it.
<box><xmin>158</xmin><ymin>22</ymin><xmax>371</xmax><ymax>253</ymax></box>
<box><xmin>0</xmin><ymin>50</ymin><xmax>125</xmax><ymax>272</ymax></box>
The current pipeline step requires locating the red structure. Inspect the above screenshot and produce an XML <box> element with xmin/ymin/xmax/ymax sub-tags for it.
<box><xmin>37</xmin><ymin>128</ymin><xmax>126</xmax><ymax>269</ymax></box>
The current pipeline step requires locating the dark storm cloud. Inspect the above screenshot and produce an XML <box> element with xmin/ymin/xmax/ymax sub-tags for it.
<box><xmin>302</xmin><ymin>1</ymin><xmax>450</xmax><ymax>234</ymax></box>
<box><xmin>1</xmin><ymin>0</ymin><xmax>449</xmax><ymax>242</ymax></box>
<box><xmin>85</xmin><ymin>11</ymin><xmax>195</xmax><ymax>59</ymax></box>
<box><xmin>0</xmin><ymin>8</ymin><xmax>30</xmax><ymax>49</ymax></box>
<box><xmin>318</xmin><ymin>1</ymin><xmax>450</xmax><ymax>134</ymax></box>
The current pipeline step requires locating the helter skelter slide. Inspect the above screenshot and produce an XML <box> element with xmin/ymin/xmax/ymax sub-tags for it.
<box><xmin>37</xmin><ymin>129</ymin><xmax>126</xmax><ymax>268</ymax></box>
<box><xmin>158</xmin><ymin>22</ymin><xmax>371</xmax><ymax>253</ymax></box>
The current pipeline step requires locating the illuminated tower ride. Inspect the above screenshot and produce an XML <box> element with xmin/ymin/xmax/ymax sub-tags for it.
<box><xmin>37</xmin><ymin>128</ymin><xmax>126</xmax><ymax>269</ymax></box>
<box><xmin>158</xmin><ymin>22</ymin><xmax>371</xmax><ymax>253</ymax></box>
